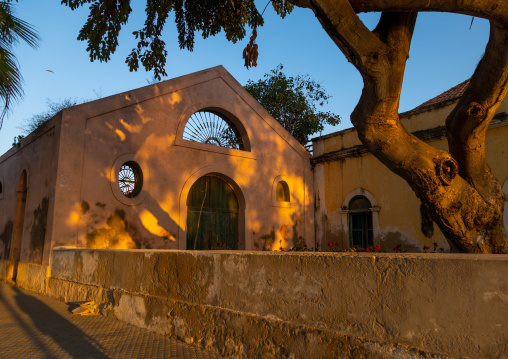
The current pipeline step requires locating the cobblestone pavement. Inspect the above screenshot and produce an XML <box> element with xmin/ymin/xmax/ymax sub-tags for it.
<box><xmin>0</xmin><ymin>282</ymin><xmax>223</xmax><ymax>359</ymax></box>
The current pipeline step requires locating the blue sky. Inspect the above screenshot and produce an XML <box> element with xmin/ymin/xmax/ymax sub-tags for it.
<box><xmin>0</xmin><ymin>1</ymin><xmax>490</xmax><ymax>155</ymax></box>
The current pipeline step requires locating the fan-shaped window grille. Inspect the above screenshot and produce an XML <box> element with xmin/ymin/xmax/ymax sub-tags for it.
<box><xmin>183</xmin><ymin>111</ymin><xmax>245</xmax><ymax>150</ymax></box>
<box><xmin>118</xmin><ymin>161</ymin><xmax>143</xmax><ymax>198</ymax></box>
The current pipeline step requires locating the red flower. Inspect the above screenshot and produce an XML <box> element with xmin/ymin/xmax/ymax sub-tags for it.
<box><xmin>373</xmin><ymin>245</ymin><xmax>381</xmax><ymax>251</ymax></box>
<box><xmin>365</xmin><ymin>248</ymin><xmax>371</xmax><ymax>252</ymax></box>
<box><xmin>327</xmin><ymin>242</ymin><xmax>333</xmax><ymax>247</ymax></box>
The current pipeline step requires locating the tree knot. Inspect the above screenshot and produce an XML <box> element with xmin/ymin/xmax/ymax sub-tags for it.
<box><xmin>436</xmin><ymin>156</ymin><xmax>458</xmax><ymax>186</ymax></box>
<box><xmin>467</xmin><ymin>102</ymin><xmax>485</xmax><ymax>118</ymax></box>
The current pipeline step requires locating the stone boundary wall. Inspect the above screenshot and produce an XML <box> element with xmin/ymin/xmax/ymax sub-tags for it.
<box><xmin>16</xmin><ymin>262</ymin><xmax>49</xmax><ymax>295</ymax></box>
<box><xmin>0</xmin><ymin>260</ymin><xmax>49</xmax><ymax>294</ymax></box>
<box><xmin>2</xmin><ymin>250</ymin><xmax>508</xmax><ymax>358</ymax></box>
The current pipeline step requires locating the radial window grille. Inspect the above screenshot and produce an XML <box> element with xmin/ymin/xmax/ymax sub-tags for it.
<box><xmin>118</xmin><ymin>162</ymin><xmax>143</xmax><ymax>198</ymax></box>
<box><xmin>183</xmin><ymin>111</ymin><xmax>245</xmax><ymax>150</ymax></box>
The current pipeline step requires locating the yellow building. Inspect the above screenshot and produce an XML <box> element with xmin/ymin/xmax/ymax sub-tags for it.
<box><xmin>312</xmin><ymin>80</ymin><xmax>508</xmax><ymax>252</ymax></box>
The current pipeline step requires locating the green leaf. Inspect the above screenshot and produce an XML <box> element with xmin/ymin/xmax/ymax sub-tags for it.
<box><xmin>244</xmin><ymin>64</ymin><xmax>341</xmax><ymax>145</ymax></box>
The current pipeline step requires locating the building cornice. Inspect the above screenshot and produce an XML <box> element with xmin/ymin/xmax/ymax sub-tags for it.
<box><xmin>311</xmin><ymin>112</ymin><xmax>508</xmax><ymax>167</ymax></box>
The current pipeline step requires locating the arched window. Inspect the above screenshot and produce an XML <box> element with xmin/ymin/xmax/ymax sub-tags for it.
<box><xmin>348</xmin><ymin>195</ymin><xmax>373</xmax><ymax>249</ymax></box>
<box><xmin>276</xmin><ymin>181</ymin><xmax>290</xmax><ymax>202</ymax></box>
<box><xmin>183</xmin><ymin>110</ymin><xmax>245</xmax><ymax>150</ymax></box>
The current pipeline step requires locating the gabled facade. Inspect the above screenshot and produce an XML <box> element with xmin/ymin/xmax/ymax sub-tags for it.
<box><xmin>0</xmin><ymin>66</ymin><xmax>314</xmax><ymax>274</ymax></box>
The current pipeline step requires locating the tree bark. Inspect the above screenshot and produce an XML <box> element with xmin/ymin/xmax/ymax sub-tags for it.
<box><xmin>299</xmin><ymin>0</ymin><xmax>508</xmax><ymax>253</ymax></box>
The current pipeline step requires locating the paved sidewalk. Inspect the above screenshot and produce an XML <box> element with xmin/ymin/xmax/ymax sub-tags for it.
<box><xmin>0</xmin><ymin>282</ymin><xmax>223</xmax><ymax>359</ymax></box>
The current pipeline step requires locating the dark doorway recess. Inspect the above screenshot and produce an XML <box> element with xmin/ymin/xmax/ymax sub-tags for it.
<box><xmin>348</xmin><ymin>195</ymin><xmax>373</xmax><ymax>249</ymax></box>
<box><xmin>186</xmin><ymin>175</ymin><xmax>239</xmax><ymax>250</ymax></box>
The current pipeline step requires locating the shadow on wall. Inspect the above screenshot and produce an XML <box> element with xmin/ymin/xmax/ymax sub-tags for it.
<box><xmin>85</xmin><ymin>209</ymin><xmax>138</xmax><ymax>249</ymax></box>
<box><xmin>70</xmin><ymin>88</ymin><xmax>186</xmax><ymax>249</ymax></box>
<box><xmin>0</xmin><ymin>221</ymin><xmax>13</xmax><ymax>259</ymax></box>
<box><xmin>29</xmin><ymin>197</ymin><xmax>49</xmax><ymax>264</ymax></box>
<box><xmin>61</xmin><ymin>74</ymin><xmax>310</xmax><ymax>252</ymax></box>
<box><xmin>254</xmin><ymin>212</ymin><xmax>306</xmax><ymax>251</ymax></box>
<box><xmin>77</xmin><ymin>185</ymin><xmax>181</xmax><ymax>250</ymax></box>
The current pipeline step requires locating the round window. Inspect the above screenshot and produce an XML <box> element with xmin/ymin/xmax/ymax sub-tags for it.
<box><xmin>118</xmin><ymin>161</ymin><xmax>143</xmax><ymax>198</ymax></box>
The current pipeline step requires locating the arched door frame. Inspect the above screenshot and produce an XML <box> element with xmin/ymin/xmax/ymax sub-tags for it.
<box><xmin>338</xmin><ymin>188</ymin><xmax>380</xmax><ymax>248</ymax></box>
<box><xmin>8</xmin><ymin>169</ymin><xmax>29</xmax><ymax>282</ymax></box>
<box><xmin>179</xmin><ymin>166</ymin><xmax>247</xmax><ymax>250</ymax></box>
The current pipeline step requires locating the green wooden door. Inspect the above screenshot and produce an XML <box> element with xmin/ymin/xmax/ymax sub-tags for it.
<box><xmin>186</xmin><ymin>175</ymin><xmax>239</xmax><ymax>250</ymax></box>
<box><xmin>348</xmin><ymin>196</ymin><xmax>373</xmax><ymax>249</ymax></box>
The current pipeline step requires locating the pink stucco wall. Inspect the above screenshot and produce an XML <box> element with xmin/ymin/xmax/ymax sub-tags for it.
<box><xmin>0</xmin><ymin>66</ymin><xmax>314</xmax><ymax>265</ymax></box>
<box><xmin>0</xmin><ymin>114</ymin><xmax>61</xmax><ymax>265</ymax></box>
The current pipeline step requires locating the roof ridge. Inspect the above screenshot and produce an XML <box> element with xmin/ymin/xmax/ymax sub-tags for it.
<box><xmin>399</xmin><ymin>79</ymin><xmax>470</xmax><ymax>117</ymax></box>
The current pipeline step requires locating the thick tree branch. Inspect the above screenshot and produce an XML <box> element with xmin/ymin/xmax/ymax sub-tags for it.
<box><xmin>348</xmin><ymin>0</ymin><xmax>508</xmax><ymax>25</ymax></box>
<box><xmin>289</xmin><ymin>0</ymin><xmax>311</xmax><ymax>9</ymax></box>
<box><xmin>308</xmin><ymin>0</ymin><xmax>387</xmax><ymax>74</ymax></box>
<box><xmin>446</xmin><ymin>21</ymin><xmax>508</xmax><ymax>197</ymax></box>
<box><xmin>304</xmin><ymin>1</ymin><xmax>507</xmax><ymax>253</ymax></box>
<box><xmin>348</xmin><ymin>12</ymin><xmax>423</xmax><ymax>172</ymax></box>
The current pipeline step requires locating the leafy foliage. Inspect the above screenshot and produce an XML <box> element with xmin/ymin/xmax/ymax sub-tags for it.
<box><xmin>244</xmin><ymin>65</ymin><xmax>340</xmax><ymax>145</ymax></box>
<box><xmin>19</xmin><ymin>98</ymin><xmax>84</xmax><ymax>135</ymax></box>
<box><xmin>0</xmin><ymin>0</ymin><xmax>39</xmax><ymax>129</ymax></box>
<box><xmin>61</xmin><ymin>0</ymin><xmax>294</xmax><ymax>79</ymax></box>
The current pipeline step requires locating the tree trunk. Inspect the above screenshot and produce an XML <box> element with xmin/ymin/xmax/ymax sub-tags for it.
<box><xmin>298</xmin><ymin>0</ymin><xmax>508</xmax><ymax>253</ymax></box>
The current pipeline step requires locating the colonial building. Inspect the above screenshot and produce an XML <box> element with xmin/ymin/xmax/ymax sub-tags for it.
<box><xmin>312</xmin><ymin>80</ymin><xmax>508</xmax><ymax>252</ymax></box>
<box><xmin>0</xmin><ymin>66</ymin><xmax>314</xmax><ymax>280</ymax></box>
<box><xmin>1</xmin><ymin>67</ymin><xmax>507</xmax><ymax>285</ymax></box>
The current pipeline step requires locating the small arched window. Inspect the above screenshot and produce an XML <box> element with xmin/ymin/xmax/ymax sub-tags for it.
<box><xmin>276</xmin><ymin>181</ymin><xmax>290</xmax><ymax>202</ymax></box>
<box><xmin>183</xmin><ymin>110</ymin><xmax>245</xmax><ymax>150</ymax></box>
<box><xmin>348</xmin><ymin>195</ymin><xmax>373</xmax><ymax>249</ymax></box>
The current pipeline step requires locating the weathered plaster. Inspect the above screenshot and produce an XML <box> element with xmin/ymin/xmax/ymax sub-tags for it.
<box><xmin>0</xmin><ymin>116</ymin><xmax>60</xmax><ymax>265</ymax></box>
<box><xmin>42</xmin><ymin>249</ymin><xmax>508</xmax><ymax>358</ymax></box>
<box><xmin>29</xmin><ymin>197</ymin><xmax>49</xmax><ymax>263</ymax></box>
<box><xmin>0</xmin><ymin>66</ymin><xmax>314</xmax><ymax>262</ymax></box>
<box><xmin>0</xmin><ymin>220</ymin><xmax>13</xmax><ymax>259</ymax></box>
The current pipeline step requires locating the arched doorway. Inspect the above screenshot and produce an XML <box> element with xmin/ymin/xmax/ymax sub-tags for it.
<box><xmin>7</xmin><ymin>170</ymin><xmax>27</xmax><ymax>282</ymax></box>
<box><xmin>186</xmin><ymin>175</ymin><xmax>239</xmax><ymax>250</ymax></box>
